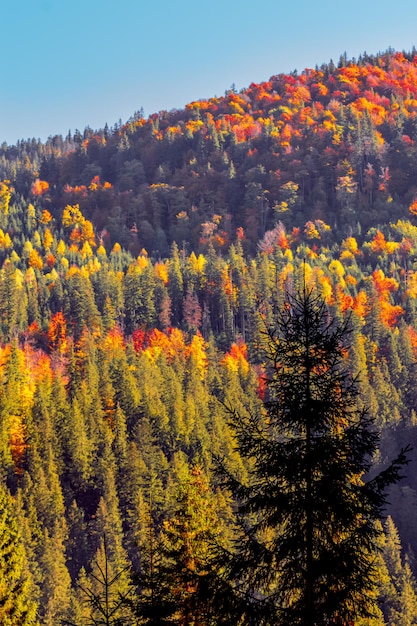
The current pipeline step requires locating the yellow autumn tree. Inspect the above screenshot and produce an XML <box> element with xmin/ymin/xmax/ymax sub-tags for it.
<box><xmin>0</xmin><ymin>181</ymin><xmax>11</xmax><ymax>215</ymax></box>
<box><xmin>62</xmin><ymin>203</ymin><xmax>85</xmax><ymax>228</ymax></box>
<box><xmin>81</xmin><ymin>219</ymin><xmax>96</xmax><ymax>246</ymax></box>
<box><xmin>43</xmin><ymin>228</ymin><xmax>54</xmax><ymax>251</ymax></box>
<box><xmin>28</xmin><ymin>249</ymin><xmax>43</xmax><ymax>270</ymax></box>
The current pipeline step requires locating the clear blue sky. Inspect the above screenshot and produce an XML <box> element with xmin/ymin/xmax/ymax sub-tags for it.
<box><xmin>2</xmin><ymin>0</ymin><xmax>417</xmax><ymax>146</ymax></box>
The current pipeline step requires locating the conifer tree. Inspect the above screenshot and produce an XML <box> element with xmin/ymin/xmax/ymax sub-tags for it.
<box><xmin>134</xmin><ymin>464</ymin><xmax>222</xmax><ymax>625</ymax></box>
<box><xmin>383</xmin><ymin>516</ymin><xmax>403</xmax><ymax>586</ymax></box>
<box><xmin>167</xmin><ymin>242</ymin><xmax>184</xmax><ymax>327</ymax></box>
<box><xmin>159</xmin><ymin>464</ymin><xmax>221</xmax><ymax>624</ymax></box>
<box><xmin>214</xmin><ymin>286</ymin><xmax>410</xmax><ymax>625</ymax></box>
<box><xmin>123</xmin><ymin>262</ymin><xmax>156</xmax><ymax>334</ymax></box>
<box><xmin>37</xmin><ymin>520</ymin><xmax>73</xmax><ymax>626</ymax></box>
<box><xmin>380</xmin><ymin>516</ymin><xmax>417</xmax><ymax>625</ymax></box>
<box><xmin>389</xmin><ymin>556</ymin><xmax>417</xmax><ymax>626</ymax></box>
<box><xmin>65</xmin><ymin>536</ymin><xmax>136</xmax><ymax>626</ymax></box>
<box><xmin>130</xmin><ymin>497</ymin><xmax>175</xmax><ymax>626</ymax></box>
<box><xmin>0</xmin><ymin>483</ymin><xmax>39</xmax><ymax>625</ymax></box>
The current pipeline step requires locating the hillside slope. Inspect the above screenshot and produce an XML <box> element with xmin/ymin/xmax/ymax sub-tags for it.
<box><xmin>0</xmin><ymin>50</ymin><xmax>416</xmax><ymax>623</ymax></box>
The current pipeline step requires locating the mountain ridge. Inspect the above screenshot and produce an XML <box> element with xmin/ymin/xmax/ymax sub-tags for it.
<box><xmin>3</xmin><ymin>49</ymin><xmax>417</xmax><ymax>258</ymax></box>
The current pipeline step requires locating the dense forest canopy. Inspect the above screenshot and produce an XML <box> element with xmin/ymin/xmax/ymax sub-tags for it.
<box><xmin>1</xmin><ymin>49</ymin><xmax>417</xmax><ymax>623</ymax></box>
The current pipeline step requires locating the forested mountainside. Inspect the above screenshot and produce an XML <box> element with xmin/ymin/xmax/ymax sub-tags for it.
<box><xmin>2</xmin><ymin>49</ymin><xmax>417</xmax><ymax>623</ymax></box>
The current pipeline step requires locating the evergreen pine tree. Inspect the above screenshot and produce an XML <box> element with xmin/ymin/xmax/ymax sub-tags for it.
<box><xmin>0</xmin><ymin>483</ymin><xmax>39</xmax><ymax>625</ymax></box>
<box><xmin>389</xmin><ymin>556</ymin><xmax>417</xmax><ymax>626</ymax></box>
<box><xmin>380</xmin><ymin>516</ymin><xmax>417</xmax><ymax>625</ymax></box>
<box><xmin>159</xmin><ymin>464</ymin><xmax>222</xmax><ymax>624</ymax></box>
<box><xmin>37</xmin><ymin>520</ymin><xmax>73</xmax><ymax>626</ymax></box>
<box><xmin>383</xmin><ymin>515</ymin><xmax>403</xmax><ymax>586</ymax></box>
<box><xmin>167</xmin><ymin>242</ymin><xmax>184</xmax><ymax>327</ymax></box>
<box><xmin>213</xmin><ymin>286</ymin><xmax>410</xmax><ymax>625</ymax></box>
<box><xmin>131</xmin><ymin>497</ymin><xmax>176</xmax><ymax>626</ymax></box>
<box><xmin>65</xmin><ymin>536</ymin><xmax>136</xmax><ymax>626</ymax></box>
<box><xmin>133</xmin><ymin>463</ymin><xmax>224</xmax><ymax>625</ymax></box>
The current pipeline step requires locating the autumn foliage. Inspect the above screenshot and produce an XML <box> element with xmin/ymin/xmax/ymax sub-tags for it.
<box><xmin>0</xmin><ymin>48</ymin><xmax>416</xmax><ymax>624</ymax></box>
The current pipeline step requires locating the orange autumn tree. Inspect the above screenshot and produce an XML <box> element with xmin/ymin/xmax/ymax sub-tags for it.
<box><xmin>221</xmin><ymin>340</ymin><xmax>250</xmax><ymax>376</ymax></box>
<box><xmin>409</xmin><ymin>199</ymin><xmax>417</xmax><ymax>216</ymax></box>
<box><xmin>369</xmin><ymin>230</ymin><xmax>399</xmax><ymax>255</ymax></box>
<box><xmin>48</xmin><ymin>312</ymin><xmax>67</xmax><ymax>354</ymax></box>
<box><xmin>372</xmin><ymin>269</ymin><xmax>404</xmax><ymax>328</ymax></box>
<box><xmin>31</xmin><ymin>179</ymin><xmax>49</xmax><ymax>196</ymax></box>
<box><xmin>0</xmin><ymin>344</ymin><xmax>35</xmax><ymax>476</ymax></box>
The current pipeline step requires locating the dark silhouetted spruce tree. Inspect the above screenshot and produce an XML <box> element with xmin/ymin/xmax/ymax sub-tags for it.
<box><xmin>214</xmin><ymin>286</ymin><xmax>410</xmax><ymax>626</ymax></box>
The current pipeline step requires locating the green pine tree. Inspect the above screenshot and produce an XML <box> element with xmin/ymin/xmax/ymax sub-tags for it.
<box><xmin>0</xmin><ymin>483</ymin><xmax>39</xmax><ymax>625</ymax></box>
<box><xmin>389</xmin><ymin>556</ymin><xmax>417</xmax><ymax>626</ymax></box>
